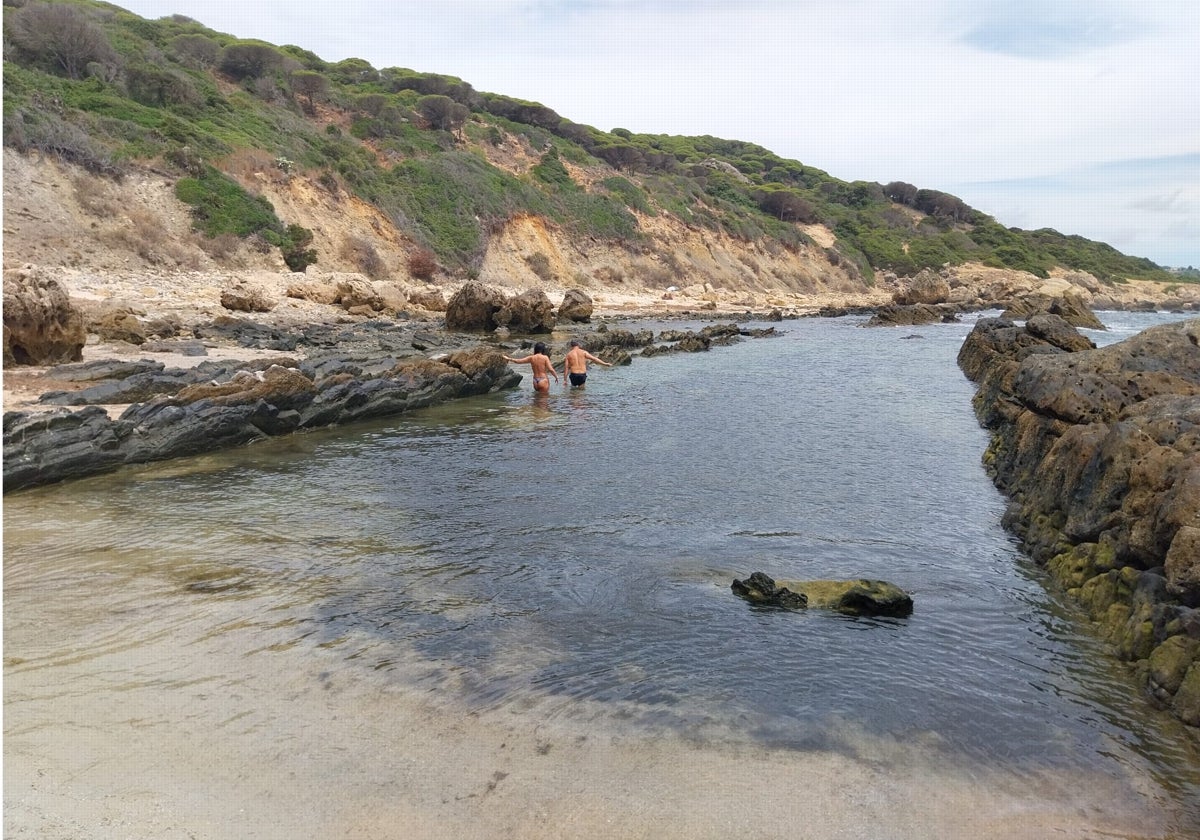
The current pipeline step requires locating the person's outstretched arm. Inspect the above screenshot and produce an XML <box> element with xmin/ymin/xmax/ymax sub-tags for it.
<box><xmin>585</xmin><ymin>351</ymin><xmax>611</xmax><ymax>367</ymax></box>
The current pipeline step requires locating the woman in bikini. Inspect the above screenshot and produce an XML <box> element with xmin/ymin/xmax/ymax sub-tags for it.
<box><xmin>503</xmin><ymin>342</ymin><xmax>560</xmax><ymax>394</ymax></box>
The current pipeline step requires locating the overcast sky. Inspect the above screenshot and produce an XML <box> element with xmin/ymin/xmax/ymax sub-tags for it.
<box><xmin>115</xmin><ymin>0</ymin><xmax>1199</xmax><ymax>268</ymax></box>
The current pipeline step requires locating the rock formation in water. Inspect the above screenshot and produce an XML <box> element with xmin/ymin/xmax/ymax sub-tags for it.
<box><xmin>959</xmin><ymin>314</ymin><xmax>1200</xmax><ymax>726</ymax></box>
<box><xmin>3</xmin><ymin>346</ymin><xmax>520</xmax><ymax>492</ymax></box>
<box><xmin>732</xmin><ymin>572</ymin><xmax>914</xmax><ymax>617</ymax></box>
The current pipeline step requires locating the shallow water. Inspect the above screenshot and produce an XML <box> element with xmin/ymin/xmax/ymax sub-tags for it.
<box><xmin>5</xmin><ymin>310</ymin><xmax>1199</xmax><ymax>838</ymax></box>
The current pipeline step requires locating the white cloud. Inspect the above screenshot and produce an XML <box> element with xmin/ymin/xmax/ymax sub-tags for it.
<box><xmin>109</xmin><ymin>1</ymin><xmax>1200</xmax><ymax>266</ymax></box>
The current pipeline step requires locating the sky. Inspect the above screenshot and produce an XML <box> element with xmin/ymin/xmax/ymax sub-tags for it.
<box><xmin>114</xmin><ymin>0</ymin><xmax>1200</xmax><ymax>268</ymax></box>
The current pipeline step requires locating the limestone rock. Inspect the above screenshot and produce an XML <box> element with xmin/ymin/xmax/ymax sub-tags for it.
<box><xmin>220</xmin><ymin>280</ymin><xmax>276</xmax><ymax>313</ymax></box>
<box><xmin>496</xmin><ymin>288</ymin><xmax>555</xmax><ymax>334</ymax></box>
<box><xmin>445</xmin><ymin>281</ymin><xmax>506</xmax><ymax>332</ymax></box>
<box><xmin>409</xmin><ymin>286</ymin><xmax>447</xmax><ymax>312</ymax></box>
<box><xmin>286</xmin><ymin>279</ymin><xmax>340</xmax><ymax>305</ymax></box>
<box><xmin>3</xmin><ymin>265</ymin><xmax>86</xmax><ymax>365</ymax></box>
<box><xmin>893</xmin><ymin>269</ymin><xmax>950</xmax><ymax>305</ymax></box>
<box><xmin>90</xmin><ymin>307</ymin><xmax>148</xmax><ymax>345</ymax></box>
<box><xmin>1166</xmin><ymin>526</ymin><xmax>1200</xmax><ymax>605</ymax></box>
<box><xmin>558</xmin><ymin>289</ymin><xmax>594</xmax><ymax>323</ymax></box>
<box><xmin>335</xmin><ymin>276</ymin><xmax>383</xmax><ymax>311</ymax></box>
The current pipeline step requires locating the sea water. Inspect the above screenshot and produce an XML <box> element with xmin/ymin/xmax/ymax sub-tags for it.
<box><xmin>5</xmin><ymin>310</ymin><xmax>1199</xmax><ymax>837</ymax></box>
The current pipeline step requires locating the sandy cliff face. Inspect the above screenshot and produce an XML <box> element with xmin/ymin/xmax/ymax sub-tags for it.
<box><xmin>4</xmin><ymin>150</ymin><xmax>1194</xmax><ymax>315</ymax></box>
<box><xmin>1</xmin><ymin>150</ymin><xmax>874</xmax><ymax>305</ymax></box>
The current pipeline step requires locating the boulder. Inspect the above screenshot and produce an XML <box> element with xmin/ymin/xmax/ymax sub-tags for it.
<box><xmin>286</xmin><ymin>279</ymin><xmax>340</xmax><ymax>305</ymax></box>
<box><xmin>2</xmin><ymin>266</ymin><xmax>86</xmax><ymax>365</ymax></box>
<box><xmin>731</xmin><ymin>572</ymin><xmax>913</xmax><ymax>617</ymax></box>
<box><xmin>893</xmin><ymin>269</ymin><xmax>950</xmax><ymax>305</ymax></box>
<box><xmin>335</xmin><ymin>276</ymin><xmax>383</xmax><ymax>311</ymax></box>
<box><xmin>90</xmin><ymin>307</ymin><xmax>147</xmax><ymax>345</ymax></box>
<box><xmin>777</xmin><ymin>578</ymin><xmax>915</xmax><ymax>617</ymax></box>
<box><xmin>1001</xmin><ymin>292</ymin><xmax>1104</xmax><ymax>330</ymax></box>
<box><xmin>220</xmin><ymin>280</ymin><xmax>276</xmax><ymax>313</ymax></box>
<box><xmin>558</xmin><ymin>289</ymin><xmax>594</xmax><ymax>323</ymax></box>
<box><xmin>445</xmin><ymin>281</ymin><xmax>506</xmax><ymax>332</ymax></box>
<box><xmin>409</xmin><ymin>286</ymin><xmax>447</xmax><ymax>312</ymax></box>
<box><xmin>496</xmin><ymin>288</ymin><xmax>555</xmax><ymax>333</ymax></box>
<box><xmin>866</xmin><ymin>303</ymin><xmax>959</xmax><ymax>327</ymax></box>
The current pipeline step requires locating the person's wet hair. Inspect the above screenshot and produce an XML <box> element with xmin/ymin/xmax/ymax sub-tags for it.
<box><xmin>533</xmin><ymin>342</ymin><xmax>548</xmax><ymax>356</ymax></box>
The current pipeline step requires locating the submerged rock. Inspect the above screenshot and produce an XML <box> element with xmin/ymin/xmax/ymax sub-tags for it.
<box><xmin>731</xmin><ymin>572</ymin><xmax>913</xmax><ymax>617</ymax></box>
<box><xmin>731</xmin><ymin>572</ymin><xmax>807</xmax><ymax>609</ymax></box>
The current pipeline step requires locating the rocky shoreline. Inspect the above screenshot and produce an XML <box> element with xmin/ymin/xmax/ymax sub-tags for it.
<box><xmin>2</xmin><ymin>302</ymin><xmax>779</xmax><ymax>493</ymax></box>
<box><xmin>958</xmin><ymin>314</ymin><xmax>1200</xmax><ymax>727</ymax></box>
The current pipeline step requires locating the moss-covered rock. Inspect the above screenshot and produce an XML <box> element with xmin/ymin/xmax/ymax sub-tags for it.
<box><xmin>1148</xmin><ymin>636</ymin><xmax>1200</xmax><ymax>700</ymax></box>
<box><xmin>1171</xmin><ymin>664</ymin><xmax>1200</xmax><ymax>726</ymax></box>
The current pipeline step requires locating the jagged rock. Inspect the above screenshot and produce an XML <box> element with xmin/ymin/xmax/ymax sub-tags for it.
<box><xmin>731</xmin><ymin>572</ymin><xmax>807</xmax><ymax>609</ymax></box>
<box><xmin>194</xmin><ymin>316</ymin><xmax>300</xmax><ymax>351</ymax></box>
<box><xmin>960</xmin><ymin>315</ymin><xmax>1200</xmax><ymax>726</ymax></box>
<box><xmin>1024</xmin><ymin>312</ymin><xmax>1096</xmax><ymax>353</ymax></box>
<box><xmin>732</xmin><ymin>572</ymin><xmax>914</xmax><ymax>617</ymax></box>
<box><xmin>445</xmin><ymin>281</ymin><xmax>506</xmax><ymax>332</ymax></box>
<box><xmin>336</xmin><ymin>276</ymin><xmax>383</xmax><ymax>311</ymax></box>
<box><xmin>90</xmin><ymin>307</ymin><xmax>147</xmax><ymax>345</ymax></box>
<box><xmin>1001</xmin><ymin>292</ymin><xmax>1104</xmax><ymax>330</ymax></box>
<box><xmin>558</xmin><ymin>289</ymin><xmax>594</xmax><ymax>323</ymax></box>
<box><xmin>220</xmin><ymin>280</ymin><xmax>276</xmax><ymax>313</ymax></box>
<box><xmin>866</xmin><ymin>303</ymin><xmax>960</xmax><ymax>327</ymax></box>
<box><xmin>3</xmin><ymin>346</ymin><xmax>521</xmax><ymax>492</ymax></box>
<box><xmin>893</xmin><ymin>269</ymin><xmax>950</xmax><ymax>305</ymax></box>
<box><xmin>776</xmin><ymin>578</ymin><xmax>915</xmax><ymax>617</ymax></box>
<box><xmin>142</xmin><ymin>339</ymin><xmax>208</xmax><ymax>356</ymax></box>
<box><xmin>47</xmin><ymin>358</ymin><xmax>166</xmax><ymax>382</ymax></box>
<box><xmin>3</xmin><ymin>265</ymin><xmax>86</xmax><ymax>365</ymax></box>
<box><xmin>409</xmin><ymin>286</ymin><xmax>447</xmax><ymax>312</ymax></box>
<box><xmin>495</xmin><ymin>288</ymin><xmax>555</xmax><ymax>333</ymax></box>
<box><xmin>286</xmin><ymin>279</ymin><xmax>340</xmax><ymax>305</ymax></box>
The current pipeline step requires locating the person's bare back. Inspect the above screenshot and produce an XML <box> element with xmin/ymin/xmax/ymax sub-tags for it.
<box><xmin>562</xmin><ymin>341</ymin><xmax>611</xmax><ymax>387</ymax></box>
<box><xmin>504</xmin><ymin>342</ymin><xmax>559</xmax><ymax>393</ymax></box>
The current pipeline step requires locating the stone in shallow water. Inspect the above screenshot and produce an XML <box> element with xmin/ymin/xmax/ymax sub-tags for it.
<box><xmin>732</xmin><ymin>571</ymin><xmax>914</xmax><ymax>617</ymax></box>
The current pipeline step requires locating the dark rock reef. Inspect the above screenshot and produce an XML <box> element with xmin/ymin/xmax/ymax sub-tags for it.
<box><xmin>958</xmin><ymin>315</ymin><xmax>1200</xmax><ymax>726</ymax></box>
<box><xmin>4</xmin><ymin>347</ymin><xmax>519</xmax><ymax>493</ymax></box>
<box><xmin>732</xmin><ymin>571</ymin><xmax>914</xmax><ymax>617</ymax></box>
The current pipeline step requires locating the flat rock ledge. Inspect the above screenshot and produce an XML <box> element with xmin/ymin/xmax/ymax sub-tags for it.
<box><xmin>3</xmin><ymin>346</ymin><xmax>520</xmax><ymax>493</ymax></box>
<box><xmin>3</xmin><ymin>318</ymin><xmax>781</xmax><ymax>493</ymax></box>
<box><xmin>958</xmin><ymin>315</ymin><xmax>1200</xmax><ymax>726</ymax></box>
<box><xmin>732</xmin><ymin>571</ymin><xmax>914</xmax><ymax>617</ymax></box>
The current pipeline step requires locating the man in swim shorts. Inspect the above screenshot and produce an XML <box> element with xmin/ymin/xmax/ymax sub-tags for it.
<box><xmin>562</xmin><ymin>340</ymin><xmax>611</xmax><ymax>387</ymax></box>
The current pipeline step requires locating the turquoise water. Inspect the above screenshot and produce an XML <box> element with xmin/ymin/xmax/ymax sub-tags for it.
<box><xmin>5</xmin><ymin>310</ymin><xmax>1199</xmax><ymax>835</ymax></box>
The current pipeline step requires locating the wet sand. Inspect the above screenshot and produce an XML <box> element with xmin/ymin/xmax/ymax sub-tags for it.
<box><xmin>3</xmin><ymin>576</ymin><xmax>1171</xmax><ymax>840</ymax></box>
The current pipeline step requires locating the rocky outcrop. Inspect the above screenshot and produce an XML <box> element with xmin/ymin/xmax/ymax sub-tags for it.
<box><xmin>959</xmin><ymin>315</ymin><xmax>1200</xmax><ymax>725</ymax></box>
<box><xmin>893</xmin><ymin>269</ymin><xmax>950</xmax><ymax>305</ymax></box>
<box><xmin>495</xmin><ymin>288</ymin><xmax>555</xmax><ymax>333</ymax></box>
<box><xmin>865</xmin><ymin>303</ymin><xmax>960</xmax><ymax>327</ymax></box>
<box><xmin>220</xmin><ymin>279</ymin><xmax>276</xmax><ymax>313</ymax></box>
<box><xmin>445</xmin><ymin>281</ymin><xmax>507</xmax><ymax>331</ymax></box>
<box><xmin>3</xmin><ymin>265</ymin><xmax>86</xmax><ymax>365</ymax></box>
<box><xmin>558</xmin><ymin>289</ymin><xmax>594</xmax><ymax>323</ymax></box>
<box><xmin>3</xmin><ymin>346</ymin><xmax>520</xmax><ymax>492</ymax></box>
<box><xmin>731</xmin><ymin>572</ymin><xmax>914</xmax><ymax>617</ymax></box>
<box><xmin>1000</xmin><ymin>291</ymin><xmax>1105</xmax><ymax>330</ymax></box>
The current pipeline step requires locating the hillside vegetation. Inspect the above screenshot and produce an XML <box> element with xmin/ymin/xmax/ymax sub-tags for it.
<box><xmin>1</xmin><ymin>0</ymin><xmax>1177</xmax><ymax>290</ymax></box>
